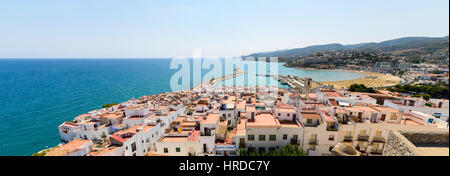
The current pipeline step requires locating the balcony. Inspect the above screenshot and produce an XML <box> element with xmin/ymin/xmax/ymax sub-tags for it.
<box><xmin>200</xmin><ymin>129</ymin><xmax>215</xmax><ymax>137</ymax></box>
<box><xmin>308</xmin><ymin>139</ymin><xmax>318</xmax><ymax>145</ymax></box>
<box><xmin>304</xmin><ymin>123</ymin><xmax>319</xmax><ymax>127</ymax></box>
<box><xmin>343</xmin><ymin>136</ymin><xmax>353</xmax><ymax>142</ymax></box>
<box><xmin>357</xmin><ymin>135</ymin><xmax>369</xmax><ymax>141</ymax></box>
<box><xmin>372</xmin><ymin>137</ymin><xmax>385</xmax><ymax>143</ymax></box>
<box><xmin>326</xmin><ymin>126</ymin><xmax>338</xmax><ymax>131</ymax></box>
<box><xmin>200</xmin><ymin>132</ymin><xmax>214</xmax><ymax>136</ymax></box>
<box><xmin>356</xmin><ymin>146</ymin><xmax>367</xmax><ymax>153</ymax></box>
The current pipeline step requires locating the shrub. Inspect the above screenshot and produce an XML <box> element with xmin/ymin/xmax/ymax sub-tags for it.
<box><xmin>102</xmin><ymin>103</ymin><xmax>119</xmax><ymax>108</ymax></box>
<box><xmin>239</xmin><ymin>144</ymin><xmax>306</xmax><ymax>156</ymax></box>
<box><xmin>348</xmin><ymin>84</ymin><xmax>376</xmax><ymax>93</ymax></box>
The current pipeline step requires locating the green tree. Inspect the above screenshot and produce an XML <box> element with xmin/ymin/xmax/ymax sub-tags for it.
<box><xmin>348</xmin><ymin>84</ymin><xmax>376</xmax><ymax>93</ymax></box>
<box><xmin>239</xmin><ymin>145</ymin><xmax>306</xmax><ymax>156</ymax></box>
<box><xmin>102</xmin><ymin>103</ymin><xmax>119</xmax><ymax>108</ymax></box>
<box><xmin>388</xmin><ymin>84</ymin><xmax>449</xmax><ymax>99</ymax></box>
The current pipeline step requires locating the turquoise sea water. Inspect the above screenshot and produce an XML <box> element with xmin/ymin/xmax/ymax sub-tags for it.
<box><xmin>218</xmin><ymin>60</ymin><xmax>364</xmax><ymax>87</ymax></box>
<box><xmin>0</xmin><ymin>59</ymin><xmax>363</xmax><ymax>155</ymax></box>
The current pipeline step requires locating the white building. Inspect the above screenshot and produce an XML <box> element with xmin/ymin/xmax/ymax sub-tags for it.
<box><xmin>46</xmin><ymin>139</ymin><xmax>93</xmax><ymax>156</ymax></box>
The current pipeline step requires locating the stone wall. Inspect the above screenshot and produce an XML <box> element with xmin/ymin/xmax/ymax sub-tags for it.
<box><xmin>383</xmin><ymin>129</ymin><xmax>449</xmax><ymax>156</ymax></box>
<box><xmin>383</xmin><ymin>130</ymin><xmax>416</xmax><ymax>156</ymax></box>
<box><xmin>400</xmin><ymin>131</ymin><xmax>449</xmax><ymax>145</ymax></box>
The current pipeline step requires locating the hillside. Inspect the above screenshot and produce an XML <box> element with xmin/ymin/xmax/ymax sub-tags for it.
<box><xmin>245</xmin><ymin>36</ymin><xmax>449</xmax><ymax>59</ymax></box>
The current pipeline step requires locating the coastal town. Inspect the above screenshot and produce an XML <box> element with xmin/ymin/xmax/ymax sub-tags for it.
<box><xmin>284</xmin><ymin>49</ymin><xmax>449</xmax><ymax>89</ymax></box>
<box><xmin>3</xmin><ymin>1</ymin><xmax>449</xmax><ymax>175</ymax></box>
<box><xmin>36</xmin><ymin>62</ymin><xmax>449</xmax><ymax>156</ymax></box>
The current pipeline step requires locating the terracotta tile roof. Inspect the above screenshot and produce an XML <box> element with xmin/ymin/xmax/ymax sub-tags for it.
<box><xmin>110</xmin><ymin>135</ymin><xmax>126</xmax><ymax>143</ymax></box>
<box><xmin>188</xmin><ymin>130</ymin><xmax>200</xmax><ymax>141</ymax></box>
<box><xmin>301</xmin><ymin>112</ymin><xmax>321</xmax><ymax>119</ymax></box>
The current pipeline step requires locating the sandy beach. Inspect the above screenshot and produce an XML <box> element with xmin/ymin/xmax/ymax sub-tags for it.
<box><xmin>320</xmin><ymin>70</ymin><xmax>402</xmax><ymax>89</ymax></box>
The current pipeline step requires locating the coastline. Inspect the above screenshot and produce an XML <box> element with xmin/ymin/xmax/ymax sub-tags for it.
<box><xmin>286</xmin><ymin>65</ymin><xmax>402</xmax><ymax>89</ymax></box>
<box><xmin>321</xmin><ymin>70</ymin><xmax>402</xmax><ymax>89</ymax></box>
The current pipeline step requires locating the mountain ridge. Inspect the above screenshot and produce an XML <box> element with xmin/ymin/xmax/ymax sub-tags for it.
<box><xmin>245</xmin><ymin>36</ymin><xmax>449</xmax><ymax>58</ymax></box>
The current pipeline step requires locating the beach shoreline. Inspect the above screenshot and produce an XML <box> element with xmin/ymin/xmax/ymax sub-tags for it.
<box><xmin>286</xmin><ymin>66</ymin><xmax>402</xmax><ymax>89</ymax></box>
<box><xmin>321</xmin><ymin>70</ymin><xmax>402</xmax><ymax>89</ymax></box>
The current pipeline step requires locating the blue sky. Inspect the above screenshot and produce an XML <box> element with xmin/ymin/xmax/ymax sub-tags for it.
<box><xmin>0</xmin><ymin>0</ymin><xmax>448</xmax><ymax>58</ymax></box>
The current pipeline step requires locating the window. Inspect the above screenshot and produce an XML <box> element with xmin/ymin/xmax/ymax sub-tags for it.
<box><xmin>228</xmin><ymin>114</ymin><xmax>231</xmax><ymax>117</ymax></box>
<box><xmin>390</xmin><ymin>114</ymin><xmax>398</xmax><ymax>121</ymax></box>
<box><xmin>283</xmin><ymin>134</ymin><xmax>288</xmax><ymax>140</ymax></box>
<box><xmin>309</xmin><ymin>145</ymin><xmax>315</xmax><ymax>150</ymax></box>
<box><xmin>310</xmin><ymin>134</ymin><xmax>317</xmax><ymax>140</ymax></box>
<box><xmin>176</xmin><ymin>147</ymin><xmax>181</xmax><ymax>152</ymax></box>
<box><xmin>287</xmin><ymin>113</ymin><xmax>290</xmax><ymax>117</ymax></box>
<box><xmin>269</xmin><ymin>135</ymin><xmax>276</xmax><ymax>141</ymax></box>
<box><xmin>345</xmin><ymin>131</ymin><xmax>352</xmax><ymax>137</ymax></box>
<box><xmin>248</xmin><ymin>135</ymin><xmax>255</xmax><ymax>141</ymax></box>
<box><xmin>329</xmin><ymin>135</ymin><xmax>334</xmax><ymax>141</ymax></box>
<box><xmin>259</xmin><ymin>135</ymin><xmax>266</xmax><ymax>141</ymax></box>
<box><xmin>278</xmin><ymin>113</ymin><xmax>281</xmax><ymax>116</ymax></box>
<box><xmin>163</xmin><ymin>148</ymin><xmax>168</xmax><ymax>153</ymax></box>
<box><xmin>375</xmin><ymin>130</ymin><xmax>382</xmax><ymax>138</ymax></box>
<box><xmin>131</xmin><ymin>142</ymin><xmax>137</xmax><ymax>152</ymax></box>
<box><xmin>307</xmin><ymin>119</ymin><xmax>313</xmax><ymax>124</ymax></box>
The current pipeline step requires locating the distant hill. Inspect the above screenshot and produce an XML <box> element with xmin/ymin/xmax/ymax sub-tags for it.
<box><xmin>244</xmin><ymin>36</ymin><xmax>449</xmax><ymax>59</ymax></box>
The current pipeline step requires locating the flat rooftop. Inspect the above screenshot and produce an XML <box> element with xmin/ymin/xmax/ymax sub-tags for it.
<box><xmin>247</xmin><ymin>114</ymin><xmax>279</xmax><ymax>128</ymax></box>
<box><xmin>160</xmin><ymin>136</ymin><xmax>188</xmax><ymax>143</ymax></box>
<box><xmin>201</xmin><ymin>113</ymin><xmax>219</xmax><ymax>125</ymax></box>
<box><xmin>279</xmin><ymin>120</ymin><xmax>300</xmax><ymax>128</ymax></box>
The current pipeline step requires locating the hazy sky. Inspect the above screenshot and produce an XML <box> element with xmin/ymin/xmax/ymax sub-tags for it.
<box><xmin>0</xmin><ymin>0</ymin><xmax>448</xmax><ymax>58</ymax></box>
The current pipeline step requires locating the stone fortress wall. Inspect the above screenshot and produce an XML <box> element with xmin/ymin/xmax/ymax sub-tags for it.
<box><xmin>383</xmin><ymin>130</ymin><xmax>449</xmax><ymax>156</ymax></box>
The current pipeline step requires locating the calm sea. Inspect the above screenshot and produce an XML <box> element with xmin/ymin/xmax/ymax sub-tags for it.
<box><xmin>0</xmin><ymin>59</ymin><xmax>363</xmax><ymax>156</ymax></box>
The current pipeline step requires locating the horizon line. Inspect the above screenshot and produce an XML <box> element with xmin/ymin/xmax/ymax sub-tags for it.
<box><xmin>1</xmin><ymin>34</ymin><xmax>448</xmax><ymax>59</ymax></box>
